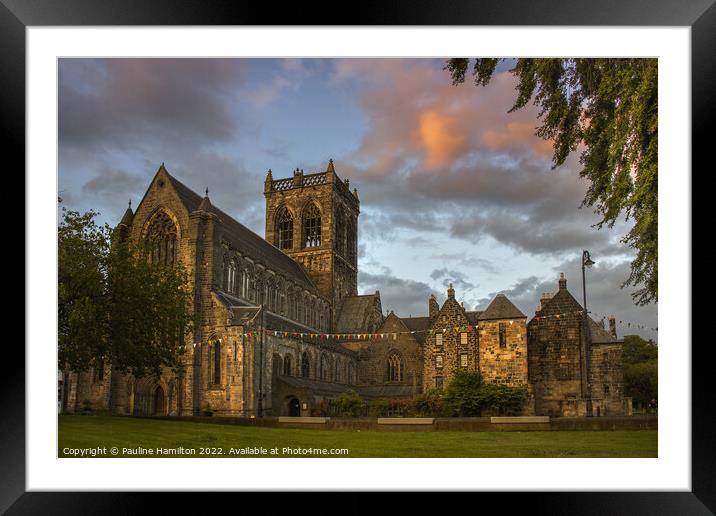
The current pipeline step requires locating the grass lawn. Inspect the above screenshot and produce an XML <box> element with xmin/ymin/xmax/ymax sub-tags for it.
<box><xmin>58</xmin><ymin>415</ymin><xmax>657</xmax><ymax>458</ymax></box>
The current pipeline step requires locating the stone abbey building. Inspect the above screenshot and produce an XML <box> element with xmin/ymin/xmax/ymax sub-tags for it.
<box><xmin>60</xmin><ymin>162</ymin><xmax>631</xmax><ymax>418</ymax></box>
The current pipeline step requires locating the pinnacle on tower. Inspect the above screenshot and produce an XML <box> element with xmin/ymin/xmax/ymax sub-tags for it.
<box><xmin>198</xmin><ymin>188</ymin><xmax>212</xmax><ymax>212</ymax></box>
<box><xmin>119</xmin><ymin>199</ymin><xmax>134</xmax><ymax>226</ymax></box>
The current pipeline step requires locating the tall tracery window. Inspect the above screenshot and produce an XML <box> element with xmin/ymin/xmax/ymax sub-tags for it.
<box><xmin>275</xmin><ymin>207</ymin><xmax>294</xmax><ymax>250</ymax></box>
<box><xmin>283</xmin><ymin>355</ymin><xmax>292</xmax><ymax>376</ymax></box>
<box><xmin>303</xmin><ymin>204</ymin><xmax>321</xmax><ymax>247</ymax></box>
<box><xmin>320</xmin><ymin>353</ymin><xmax>329</xmax><ymax>381</ymax></box>
<box><xmin>335</xmin><ymin>209</ymin><xmax>346</xmax><ymax>256</ymax></box>
<box><xmin>347</xmin><ymin>218</ymin><xmax>357</xmax><ymax>262</ymax></box>
<box><xmin>224</xmin><ymin>258</ymin><xmax>236</xmax><ymax>293</ymax></box>
<box><xmin>211</xmin><ymin>340</ymin><xmax>221</xmax><ymax>385</ymax></box>
<box><xmin>239</xmin><ymin>268</ymin><xmax>247</xmax><ymax>298</ymax></box>
<box><xmin>387</xmin><ymin>353</ymin><xmax>403</xmax><ymax>382</ymax></box>
<box><xmin>147</xmin><ymin>211</ymin><xmax>178</xmax><ymax>265</ymax></box>
<box><xmin>334</xmin><ymin>359</ymin><xmax>342</xmax><ymax>383</ymax></box>
<box><xmin>301</xmin><ymin>351</ymin><xmax>310</xmax><ymax>378</ymax></box>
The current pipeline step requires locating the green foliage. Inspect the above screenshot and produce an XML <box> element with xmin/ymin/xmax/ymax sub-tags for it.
<box><xmin>368</xmin><ymin>398</ymin><xmax>417</xmax><ymax>417</ymax></box>
<box><xmin>623</xmin><ymin>361</ymin><xmax>657</xmax><ymax>409</ymax></box>
<box><xmin>58</xmin><ymin>209</ymin><xmax>110</xmax><ymax>373</ymax></box>
<box><xmin>414</xmin><ymin>388</ymin><xmax>446</xmax><ymax>417</ymax></box>
<box><xmin>622</xmin><ymin>335</ymin><xmax>658</xmax><ymax>365</ymax></box>
<box><xmin>445</xmin><ymin>58</ymin><xmax>658</xmax><ymax>306</ymax></box>
<box><xmin>58</xmin><ymin>208</ymin><xmax>193</xmax><ymax>378</ymax></box>
<box><xmin>474</xmin><ymin>384</ymin><xmax>529</xmax><ymax>417</ymax></box>
<box><xmin>443</xmin><ymin>370</ymin><xmax>484</xmax><ymax>416</ymax></box>
<box><xmin>442</xmin><ymin>370</ymin><xmax>527</xmax><ymax>417</ymax></box>
<box><xmin>331</xmin><ymin>391</ymin><xmax>365</xmax><ymax>417</ymax></box>
<box><xmin>621</xmin><ymin>334</ymin><xmax>657</xmax><ymax>409</ymax></box>
<box><xmin>368</xmin><ymin>399</ymin><xmax>390</xmax><ymax>417</ymax></box>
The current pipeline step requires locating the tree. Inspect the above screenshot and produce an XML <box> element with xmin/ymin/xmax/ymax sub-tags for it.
<box><xmin>623</xmin><ymin>360</ymin><xmax>657</xmax><ymax>410</ymax></box>
<box><xmin>58</xmin><ymin>208</ymin><xmax>193</xmax><ymax>379</ymax></box>
<box><xmin>621</xmin><ymin>334</ymin><xmax>657</xmax><ymax>410</ymax></box>
<box><xmin>622</xmin><ymin>334</ymin><xmax>658</xmax><ymax>365</ymax></box>
<box><xmin>58</xmin><ymin>209</ymin><xmax>110</xmax><ymax>373</ymax></box>
<box><xmin>445</xmin><ymin>58</ymin><xmax>657</xmax><ymax>306</ymax></box>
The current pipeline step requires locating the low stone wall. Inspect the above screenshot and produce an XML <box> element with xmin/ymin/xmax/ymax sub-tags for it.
<box><xmin>140</xmin><ymin>414</ymin><xmax>657</xmax><ymax>432</ymax></box>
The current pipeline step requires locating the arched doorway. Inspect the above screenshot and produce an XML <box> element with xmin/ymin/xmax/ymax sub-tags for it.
<box><xmin>153</xmin><ymin>385</ymin><xmax>166</xmax><ymax>415</ymax></box>
<box><xmin>288</xmin><ymin>397</ymin><xmax>301</xmax><ymax>417</ymax></box>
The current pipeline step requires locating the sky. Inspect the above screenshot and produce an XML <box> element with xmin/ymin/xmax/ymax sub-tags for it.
<box><xmin>58</xmin><ymin>58</ymin><xmax>658</xmax><ymax>341</ymax></box>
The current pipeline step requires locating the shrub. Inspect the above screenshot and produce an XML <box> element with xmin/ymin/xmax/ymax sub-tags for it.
<box><xmin>369</xmin><ymin>398</ymin><xmax>419</xmax><ymax>417</ymax></box>
<box><xmin>331</xmin><ymin>391</ymin><xmax>365</xmax><ymax>417</ymax></box>
<box><xmin>443</xmin><ymin>371</ymin><xmax>528</xmax><ymax>416</ymax></box>
<box><xmin>368</xmin><ymin>399</ymin><xmax>390</xmax><ymax>417</ymax></box>
<box><xmin>414</xmin><ymin>389</ymin><xmax>445</xmax><ymax>417</ymax></box>
<box><xmin>443</xmin><ymin>371</ymin><xmax>483</xmax><ymax>416</ymax></box>
<box><xmin>477</xmin><ymin>384</ymin><xmax>528</xmax><ymax>416</ymax></box>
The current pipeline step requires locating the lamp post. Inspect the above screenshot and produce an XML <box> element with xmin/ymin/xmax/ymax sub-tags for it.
<box><xmin>582</xmin><ymin>250</ymin><xmax>595</xmax><ymax>417</ymax></box>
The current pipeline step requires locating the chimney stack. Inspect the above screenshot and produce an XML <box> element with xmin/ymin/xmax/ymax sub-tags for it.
<box><xmin>608</xmin><ymin>315</ymin><xmax>617</xmax><ymax>339</ymax></box>
<box><xmin>558</xmin><ymin>272</ymin><xmax>567</xmax><ymax>291</ymax></box>
<box><xmin>447</xmin><ymin>283</ymin><xmax>455</xmax><ymax>300</ymax></box>
<box><xmin>429</xmin><ymin>294</ymin><xmax>439</xmax><ymax>321</ymax></box>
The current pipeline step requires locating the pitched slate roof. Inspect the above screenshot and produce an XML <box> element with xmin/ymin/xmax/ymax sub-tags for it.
<box><xmin>531</xmin><ymin>283</ymin><xmax>621</xmax><ymax>343</ymax></box>
<box><xmin>465</xmin><ymin>311</ymin><xmax>484</xmax><ymax>325</ymax></box>
<box><xmin>334</xmin><ymin>294</ymin><xmax>383</xmax><ymax>333</ymax></box>
<box><xmin>165</xmin><ymin>169</ymin><xmax>318</xmax><ymax>293</ymax></box>
<box><xmin>478</xmin><ymin>294</ymin><xmax>526</xmax><ymax>320</ymax></box>
<box><xmin>399</xmin><ymin>316</ymin><xmax>431</xmax><ymax>344</ymax></box>
<box><xmin>588</xmin><ymin>318</ymin><xmax>621</xmax><ymax>343</ymax></box>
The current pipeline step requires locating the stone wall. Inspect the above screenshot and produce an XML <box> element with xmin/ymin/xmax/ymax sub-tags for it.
<box><xmin>423</xmin><ymin>287</ymin><xmax>478</xmax><ymax>392</ymax></box>
<box><xmin>478</xmin><ymin>318</ymin><xmax>529</xmax><ymax>387</ymax></box>
<box><xmin>346</xmin><ymin>312</ymin><xmax>423</xmax><ymax>396</ymax></box>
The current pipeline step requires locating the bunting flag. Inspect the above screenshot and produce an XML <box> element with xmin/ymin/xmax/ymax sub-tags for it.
<box><xmin>215</xmin><ymin>307</ymin><xmax>656</xmax><ymax>342</ymax></box>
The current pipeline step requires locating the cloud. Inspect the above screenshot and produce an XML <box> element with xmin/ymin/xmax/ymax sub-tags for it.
<box><xmin>429</xmin><ymin>254</ymin><xmax>501</xmax><ymax>275</ymax></box>
<box><xmin>429</xmin><ymin>268</ymin><xmax>477</xmax><ymax>293</ymax></box>
<box><xmin>325</xmin><ymin>59</ymin><xmax>636</xmax><ymax>261</ymax></box>
<box><xmin>59</xmin><ymin>59</ymin><xmax>247</xmax><ymax>151</ymax></box>
<box><xmin>416</xmin><ymin>111</ymin><xmax>467</xmax><ymax>169</ymax></box>
<box><xmin>476</xmin><ymin>260</ymin><xmax>658</xmax><ymax>341</ymax></box>
<box><xmin>359</xmin><ymin>268</ymin><xmax>440</xmax><ymax>318</ymax></box>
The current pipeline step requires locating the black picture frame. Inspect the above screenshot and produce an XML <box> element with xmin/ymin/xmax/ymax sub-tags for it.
<box><xmin>6</xmin><ymin>0</ymin><xmax>706</xmax><ymax>513</ymax></box>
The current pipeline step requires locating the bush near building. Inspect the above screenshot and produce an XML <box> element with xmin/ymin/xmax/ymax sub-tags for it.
<box><xmin>443</xmin><ymin>370</ymin><xmax>527</xmax><ymax>417</ymax></box>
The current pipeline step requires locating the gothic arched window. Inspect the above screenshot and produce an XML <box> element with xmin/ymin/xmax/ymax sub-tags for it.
<box><xmin>301</xmin><ymin>351</ymin><xmax>310</xmax><ymax>378</ymax></box>
<box><xmin>320</xmin><ymin>353</ymin><xmax>329</xmax><ymax>381</ymax></box>
<box><xmin>348</xmin><ymin>362</ymin><xmax>356</xmax><ymax>385</ymax></box>
<box><xmin>347</xmin><ymin>218</ymin><xmax>357</xmax><ymax>263</ymax></box>
<box><xmin>303</xmin><ymin>204</ymin><xmax>321</xmax><ymax>248</ymax></box>
<box><xmin>335</xmin><ymin>209</ymin><xmax>346</xmax><ymax>256</ymax></box>
<box><xmin>387</xmin><ymin>353</ymin><xmax>403</xmax><ymax>382</ymax></box>
<box><xmin>146</xmin><ymin>210</ymin><xmax>178</xmax><ymax>265</ymax></box>
<box><xmin>224</xmin><ymin>258</ymin><xmax>236</xmax><ymax>293</ymax></box>
<box><xmin>211</xmin><ymin>340</ymin><xmax>221</xmax><ymax>385</ymax></box>
<box><xmin>275</xmin><ymin>207</ymin><xmax>294</xmax><ymax>250</ymax></box>
<box><xmin>334</xmin><ymin>358</ymin><xmax>342</xmax><ymax>383</ymax></box>
<box><xmin>283</xmin><ymin>354</ymin><xmax>292</xmax><ymax>376</ymax></box>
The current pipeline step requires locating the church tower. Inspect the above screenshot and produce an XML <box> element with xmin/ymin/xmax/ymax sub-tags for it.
<box><xmin>264</xmin><ymin>159</ymin><xmax>359</xmax><ymax>327</ymax></box>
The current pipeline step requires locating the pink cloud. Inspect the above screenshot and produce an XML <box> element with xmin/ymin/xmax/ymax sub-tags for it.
<box><xmin>332</xmin><ymin>60</ymin><xmax>554</xmax><ymax>177</ymax></box>
<box><xmin>415</xmin><ymin>110</ymin><xmax>467</xmax><ymax>170</ymax></box>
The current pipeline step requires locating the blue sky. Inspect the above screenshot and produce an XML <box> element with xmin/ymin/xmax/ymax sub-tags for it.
<box><xmin>58</xmin><ymin>58</ymin><xmax>658</xmax><ymax>340</ymax></box>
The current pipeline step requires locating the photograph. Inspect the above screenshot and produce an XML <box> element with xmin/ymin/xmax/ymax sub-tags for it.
<box><xmin>56</xmin><ymin>57</ymin><xmax>659</xmax><ymax>459</ymax></box>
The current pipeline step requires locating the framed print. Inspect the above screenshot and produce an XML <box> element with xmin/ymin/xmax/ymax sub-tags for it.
<box><xmin>6</xmin><ymin>0</ymin><xmax>709</xmax><ymax>512</ymax></box>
